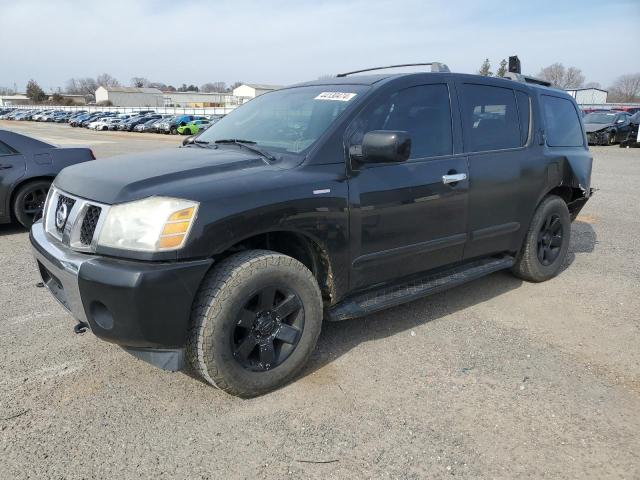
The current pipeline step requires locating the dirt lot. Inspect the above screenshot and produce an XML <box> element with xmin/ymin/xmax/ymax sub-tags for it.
<box><xmin>1</xmin><ymin>121</ymin><xmax>639</xmax><ymax>479</ymax></box>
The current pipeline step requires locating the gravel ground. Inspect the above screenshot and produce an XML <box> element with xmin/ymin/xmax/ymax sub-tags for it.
<box><xmin>1</xmin><ymin>121</ymin><xmax>639</xmax><ymax>479</ymax></box>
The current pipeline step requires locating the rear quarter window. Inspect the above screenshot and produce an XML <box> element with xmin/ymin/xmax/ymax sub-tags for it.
<box><xmin>460</xmin><ymin>84</ymin><xmax>521</xmax><ymax>152</ymax></box>
<box><xmin>541</xmin><ymin>95</ymin><xmax>584</xmax><ymax>147</ymax></box>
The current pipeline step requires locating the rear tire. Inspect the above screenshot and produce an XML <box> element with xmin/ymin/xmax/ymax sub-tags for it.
<box><xmin>608</xmin><ymin>131</ymin><xmax>617</xmax><ymax>145</ymax></box>
<box><xmin>511</xmin><ymin>195</ymin><xmax>571</xmax><ymax>282</ymax></box>
<box><xmin>187</xmin><ymin>250</ymin><xmax>323</xmax><ymax>397</ymax></box>
<box><xmin>12</xmin><ymin>179</ymin><xmax>51</xmax><ymax>228</ymax></box>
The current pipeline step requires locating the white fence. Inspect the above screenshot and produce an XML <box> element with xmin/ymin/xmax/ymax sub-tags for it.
<box><xmin>5</xmin><ymin>104</ymin><xmax>238</xmax><ymax>115</ymax></box>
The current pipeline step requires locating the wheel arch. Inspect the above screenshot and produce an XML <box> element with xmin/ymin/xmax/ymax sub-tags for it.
<box><xmin>213</xmin><ymin>230</ymin><xmax>336</xmax><ymax>304</ymax></box>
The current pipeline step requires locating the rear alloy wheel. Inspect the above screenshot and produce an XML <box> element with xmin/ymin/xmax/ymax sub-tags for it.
<box><xmin>12</xmin><ymin>179</ymin><xmax>51</xmax><ymax>228</ymax></box>
<box><xmin>187</xmin><ymin>250</ymin><xmax>322</xmax><ymax>397</ymax></box>
<box><xmin>512</xmin><ymin>195</ymin><xmax>571</xmax><ymax>282</ymax></box>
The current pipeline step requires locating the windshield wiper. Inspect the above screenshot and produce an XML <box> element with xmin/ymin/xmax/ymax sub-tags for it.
<box><xmin>214</xmin><ymin>139</ymin><xmax>276</xmax><ymax>162</ymax></box>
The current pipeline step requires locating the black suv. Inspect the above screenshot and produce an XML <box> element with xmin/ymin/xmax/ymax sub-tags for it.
<box><xmin>30</xmin><ymin>65</ymin><xmax>592</xmax><ymax>397</ymax></box>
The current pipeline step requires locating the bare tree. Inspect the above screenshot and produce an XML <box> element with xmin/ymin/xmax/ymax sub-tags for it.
<box><xmin>564</xmin><ymin>67</ymin><xmax>585</xmax><ymax>89</ymax></box>
<box><xmin>229</xmin><ymin>81</ymin><xmax>243</xmax><ymax>92</ymax></box>
<box><xmin>96</xmin><ymin>73</ymin><xmax>121</xmax><ymax>88</ymax></box>
<box><xmin>201</xmin><ymin>82</ymin><xmax>227</xmax><ymax>93</ymax></box>
<box><xmin>65</xmin><ymin>77</ymin><xmax>98</xmax><ymax>97</ymax></box>
<box><xmin>538</xmin><ymin>63</ymin><xmax>585</xmax><ymax>89</ymax></box>
<box><xmin>0</xmin><ymin>86</ymin><xmax>15</xmax><ymax>95</ymax></box>
<box><xmin>131</xmin><ymin>77</ymin><xmax>150</xmax><ymax>88</ymax></box>
<box><xmin>608</xmin><ymin>73</ymin><xmax>640</xmax><ymax>102</ymax></box>
<box><xmin>584</xmin><ymin>81</ymin><xmax>602</xmax><ymax>89</ymax></box>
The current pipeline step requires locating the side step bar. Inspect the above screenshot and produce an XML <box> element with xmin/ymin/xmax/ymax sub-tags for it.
<box><xmin>328</xmin><ymin>256</ymin><xmax>514</xmax><ymax>321</ymax></box>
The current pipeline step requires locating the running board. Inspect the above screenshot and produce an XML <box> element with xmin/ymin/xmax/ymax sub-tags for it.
<box><xmin>328</xmin><ymin>256</ymin><xmax>514</xmax><ymax>321</ymax></box>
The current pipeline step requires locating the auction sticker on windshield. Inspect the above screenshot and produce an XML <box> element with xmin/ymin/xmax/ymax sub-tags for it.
<box><xmin>314</xmin><ymin>92</ymin><xmax>357</xmax><ymax>102</ymax></box>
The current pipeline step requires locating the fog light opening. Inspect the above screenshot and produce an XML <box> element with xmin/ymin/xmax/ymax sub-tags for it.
<box><xmin>90</xmin><ymin>301</ymin><xmax>114</xmax><ymax>330</ymax></box>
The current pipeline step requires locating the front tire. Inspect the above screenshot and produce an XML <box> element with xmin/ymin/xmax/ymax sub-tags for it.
<box><xmin>608</xmin><ymin>131</ymin><xmax>617</xmax><ymax>145</ymax></box>
<box><xmin>511</xmin><ymin>195</ymin><xmax>571</xmax><ymax>282</ymax></box>
<box><xmin>187</xmin><ymin>250</ymin><xmax>323</xmax><ymax>397</ymax></box>
<box><xmin>12</xmin><ymin>179</ymin><xmax>51</xmax><ymax>228</ymax></box>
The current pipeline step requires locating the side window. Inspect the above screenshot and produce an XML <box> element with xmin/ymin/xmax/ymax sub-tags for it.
<box><xmin>350</xmin><ymin>84</ymin><xmax>453</xmax><ymax>159</ymax></box>
<box><xmin>461</xmin><ymin>84</ymin><xmax>520</xmax><ymax>152</ymax></box>
<box><xmin>541</xmin><ymin>95</ymin><xmax>584</xmax><ymax>147</ymax></box>
<box><xmin>0</xmin><ymin>141</ymin><xmax>18</xmax><ymax>156</ymax></box>
<box><xmin>516</xmin><ymin>91</ymin><xmax>531</xmax><ymax>146</ymax></box>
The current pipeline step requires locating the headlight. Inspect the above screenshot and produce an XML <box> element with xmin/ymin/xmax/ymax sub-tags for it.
<box><xmin>97</xmin><ymin>197</ymin><xmax>199</xmax><ymax>252</ymax></box>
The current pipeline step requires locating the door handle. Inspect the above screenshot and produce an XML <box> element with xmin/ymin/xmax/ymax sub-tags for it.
<box><xmin>0</xmin><ymin>164</ymin><xmax>13</xmax><ymax>170</ymax></box>
<box><xmin>442</xmin><ymin>173</ymin><xmax>467</xmax><ymax>184</ymax></box>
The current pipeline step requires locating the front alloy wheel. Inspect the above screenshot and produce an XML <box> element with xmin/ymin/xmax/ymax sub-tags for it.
<box><xmin>187</xmin><ymin>250</ymin><xmax>322</xmax><ymax>397</ymax></box>
<box><xmin>232</xmin><ymin>286</ymin><xmax>304</xmax><ymax>371</ymax></box>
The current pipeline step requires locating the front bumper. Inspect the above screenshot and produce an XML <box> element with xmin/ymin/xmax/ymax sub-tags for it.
<box><xmin>30</xmin><ymin>222</ymin><xmax>213</xmax><ymax>368</ymax></box>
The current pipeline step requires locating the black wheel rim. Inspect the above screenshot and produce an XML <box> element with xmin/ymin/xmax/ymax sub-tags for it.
<box><xmin>21</xmin><ymin>186</ymin><xmax>48</xmax><ymax>221</ymax></box>
<box><xmin>537</xmin><ymin>213</ymin><xmax>563</xmax><ymax>266</ymax></box>
<box><xmin>231</xmin><ymin>286</ymin><xmax>304</xmax><ymax>372</ymax></box>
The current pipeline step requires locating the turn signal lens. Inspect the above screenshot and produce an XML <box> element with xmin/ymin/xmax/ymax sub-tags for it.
<box><xmin>158</xmin><ymin>235</ymin><xmax>185</xmax><ymax>249</ymax></box>
<box><xmin>168</xmin><ymin>207</ymin><xmax>195</xmax><ymax>221</ymax></box>
<box><xmin>162</xmin><ymin>221</ymin><xmax>190</xmax><ymax>235</ymax></box>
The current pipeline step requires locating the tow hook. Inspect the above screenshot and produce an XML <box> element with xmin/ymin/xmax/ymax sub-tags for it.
<box><xmin>74</xmin><ymin>321</ymin><xmax>89</xmax><ymax>334</ymax></box>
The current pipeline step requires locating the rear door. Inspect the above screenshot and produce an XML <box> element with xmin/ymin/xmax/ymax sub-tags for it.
<box><xmin>0</xmin><ymin>140</ymin><xmax>26</xmax><ymax>219</ymax></box>
<box><xmin>347</xmin><ymin>79</ymin><xmax>469</xmax><ymax>290</ymax></box>
<box><xmin>456</xmin><ymin>81</ymin><xmax>532</xmax><ymax>259</ymax></box>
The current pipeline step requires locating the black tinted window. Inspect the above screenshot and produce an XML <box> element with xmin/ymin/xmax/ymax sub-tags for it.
<box><xmin>0</xmin><ymin>141</ymin><xmax>17</xmax><ymax>155</ymax></box>
<box><xmin>351</xmin><ymin>84</ymin><xmax>453</xmax><ymax>159</ymax></box>
<box><xmin>542</xmin><ymin>95</ymin><xmax>584</xmax><ymax>147</ymax></box>
<box><xmin>516</xmin><ymin>91</ymin><xmax>531</xmax><ymax>146</ymax></box>
<box><xmin>461</xmin><ymin>84</ymin><xmax>520</xmax><ymax>152</ymax></box>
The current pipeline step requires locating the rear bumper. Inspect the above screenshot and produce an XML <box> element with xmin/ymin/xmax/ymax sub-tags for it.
<box><xmin>30</xmin><ymin>222</ymin><xmax>213</xmax><ymax>366</ymax></box>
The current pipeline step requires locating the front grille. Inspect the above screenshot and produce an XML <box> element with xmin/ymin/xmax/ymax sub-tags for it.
<box><xmin>80</xmin><ymin>205</ymin><xmax>101</xmax><ymax>245</ymax></box>
<box><xmin>55</xmin><ymin>195</ymin><xmax>76</xmax><ymax>233</ymax></box>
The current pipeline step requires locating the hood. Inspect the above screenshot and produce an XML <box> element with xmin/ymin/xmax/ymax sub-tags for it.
<box><xmin>54</xmin><ymin>146</ymin><xmax>287</xmax><ymax>205</ymax></box>
<box><xmin>584</xmin><ymin>123</ymin><xmax>613</xmax><ymax>133</ymax></box>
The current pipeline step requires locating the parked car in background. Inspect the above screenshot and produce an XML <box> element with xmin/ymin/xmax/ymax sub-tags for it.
<box><xmin>620</xmin><ymin>112</ymin><xmax>640</xmax><ymax>148</ymax></box>
<box><xmin>583</xmin><ymin>111</ymin><xmax>631</xmax><ymax>145</ymax></box>
<box><xmin>177</xmin><ymin>119</ymin><xmax>211</xmax><ymax>135</ymax></box>
<box><xmin>94</xmin><ymin>118</ymin><xmax>123</xmax><ymax>131</ymax></box>
<box><xmin>0</xmin><ymin>129</ymin><xmax>95</xmax><ymax>227</ymax></box>
<box><xmin>164</xmin><ymin>115</ymin><xmax>207</xmax><ymax>134</ymax></box>
<box><xmin>134</xmin><ymin>117</ymin><xmax>168</xmax><ymax>132</ymax></box>
<box><xmin>120</xmin><ymin>114</ymin><xmax>162</xmax><ymax>131</ymax></box>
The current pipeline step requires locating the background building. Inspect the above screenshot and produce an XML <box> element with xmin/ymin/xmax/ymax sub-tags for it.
<box><xmin>163</xmin><ymin>91</ymin><xmax>237</xmax><ymax>107</ymax></box>
<box><xmin>95</xmin><ymin>86</ymin><xmax>164</xmax><ymax>107</ymax></box>
<box><xmin>0</xmin><ymin>94</ymin><xmax>29</xmax><ymax>106</ymax></box>
<box><xmin>565</xmin><ymin>88</ymin><xmax>608</xmax><ymax>105</ymax></box>
<box><xmin>232</xmin><ymin>83</ymin><xmax>283</xmax><ymax>100</ymax></box>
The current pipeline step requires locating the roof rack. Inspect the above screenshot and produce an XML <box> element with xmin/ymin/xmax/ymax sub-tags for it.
<box><xmin>503</xmin><ymin>72</ymin><xmax>551</xmax><ymax>87</ymax></box>
<box><xmin>336</xmin><ymin>62</ymin><xmax>450</xmax><ymax>77</ymax></box>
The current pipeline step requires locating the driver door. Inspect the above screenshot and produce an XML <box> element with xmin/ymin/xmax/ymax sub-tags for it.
<box><xmin>347</xmin><ymin>81</ymin><xmax>469</xmax><ymax>290</ymax></box>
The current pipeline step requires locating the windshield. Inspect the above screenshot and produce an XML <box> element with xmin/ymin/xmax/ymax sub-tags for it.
<box><xmin>198</xmin><ymin>85</ymin><xmax>367</xmax><ymax>154</ymax></box>
<box><xmin>584</xmin><ymin>112</ymin><xmax>616</xmax><ymax>124</ymax></box>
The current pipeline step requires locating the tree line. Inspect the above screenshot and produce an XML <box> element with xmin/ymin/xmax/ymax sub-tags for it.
<box><xmin>477</xmin><ymin>58</ymin><xmax>640</xmax><ymax>103</ymax></box>
<box><xmin>3</xmin><ymin>74</ymin><xmax>245</xmax><ymax>104</ymax></box>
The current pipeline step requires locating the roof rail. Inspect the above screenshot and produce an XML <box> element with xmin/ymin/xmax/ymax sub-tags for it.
<box><xmin>336</xmin><ymin>62</ymin><xmax>450</xmax><ymax>77</ymax></box>
<box><xmin>503</xmin><ymin>72</ymin><xmax>551</xmax><ymax>87</ymax></box>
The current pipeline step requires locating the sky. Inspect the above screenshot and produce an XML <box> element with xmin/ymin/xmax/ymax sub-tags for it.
<box><xmin>0</xmin><ymin>0</ymin><xmax>639</xmax><ymax>93</ymax></box>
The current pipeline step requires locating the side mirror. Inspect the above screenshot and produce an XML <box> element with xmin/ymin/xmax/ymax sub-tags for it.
<box><xmin>359</xmin><ymin>130</ymin><xmax>411</xmax><ymax>163</ymax></box>
<box><xmin>182</xmin><ymin>135</ymin><xmax>195</xmax><ymax>146</ymax></box>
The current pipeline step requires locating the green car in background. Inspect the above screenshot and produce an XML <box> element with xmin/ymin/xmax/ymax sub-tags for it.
<box><xmin>177</xmin><ymin>119</ymin><xmax>211</xmax><ymax>135</ymax></box>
